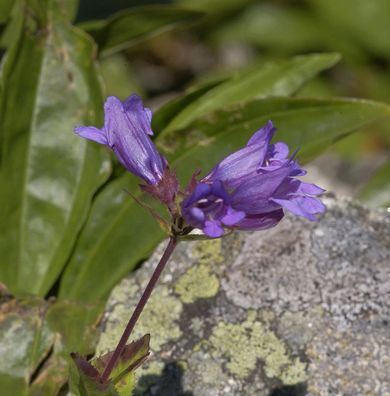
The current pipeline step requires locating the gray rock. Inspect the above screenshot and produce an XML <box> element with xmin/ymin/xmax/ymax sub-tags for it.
<box><xmin>97</xmin><ymin>195</ymin><xmax>390</xmax><ymax>396</ymax></box>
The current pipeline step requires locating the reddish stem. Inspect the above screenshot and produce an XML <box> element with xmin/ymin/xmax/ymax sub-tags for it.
<box><xmin>101</xmin><ymin>236</ymin><xmax>178</xmax><ymax>383</ymax></box>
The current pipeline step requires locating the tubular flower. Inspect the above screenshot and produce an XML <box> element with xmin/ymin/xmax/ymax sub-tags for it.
<box><xmin>182</xmin><ymin>121</ymin><xmax>325</xmax><ymax>238</ymax></box>
<box><xmin>75</xmin><ymin>95</ymin><xmax>166</xmax><ymax>185</ymax></box>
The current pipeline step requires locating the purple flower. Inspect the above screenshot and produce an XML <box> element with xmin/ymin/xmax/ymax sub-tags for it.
<box><xmin>182</xmin><ymin>121</ymin><xmax>325</xmax><ymax>238</ymax></box>
<box><xmin>75</xmin><ymin>95</ymin><xmax>166</xmax><ymax>185</ymax></box>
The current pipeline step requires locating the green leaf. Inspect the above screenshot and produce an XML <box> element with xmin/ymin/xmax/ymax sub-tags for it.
<box><xmin>0</xmin><ymin>285</ymin><xmax>103</xmax><ymax>395</ymax></box>
<box><xmin>80</xmin><ymin>6</ymin><xmax>204</xmax><ymax>57</ymax></box>
<box><xmin>94</xmin><ymin>335</ymin><xmax>150</xmax><ymax>395</ymax></box>
<box><xmin>0</xmin><ymin>0</ymin><xmax>14</xmax><ymax>24</ymax></box>
<box><xmin>358</xmin><ymin>159</ymin><xmax>390</xmax><ymax>208</ymax></box>
<box><xmin>46</xmin><ymin>300</ymin><xmax>102</xmax><ymax>356</ymax></box>
<box><xmin>69</xmin><ymin>354</ymin><xmax>119</xmax><ymax>396</ymax></box>
<box><xmin>161</xmin><ymin>98</ymin><xmax>390</xmax><ymax>183</ymax></box>
<box><xmin>29</xmin><ymin>300</ymin><xmax>101</xmax><ymax>396</ymax></box>
<box><xmin>152</xmin><ymin>77</ymin><xmax>228</xmax><ymax>134</ymax></box>
<box><xmin>176</xmin><ymin>0</ymin><xmax>253</xmax><ymax>14</ymax></box>
<box><xmin>114</xmin><ymin>376</ymin><xmax>135</xmax><ymax>396</ymax></box>
<box><xmin>0</xmin><ymin>0</ymin><xmax>111</xmax><ymax>296</ymax></box>
<box><xmin>63</xmin><ymin>0</ymin><xmax>79</xmax><ymax>22</ymax></box>
<box><xmin>29</xmin><ymin>301</ymin><xmax>101</xmax><ymax>396</ymax></box>
<box><xmin>59</xmin><ymin>173</ymin><xmax>165</xmax><ymax>303</ymax></box>
<box><xmin>69</xmin><ymin>335</ymin><xmax>149</xmax><ymax>396</ymax></box>
<box><xmin>0</xmin><ymin>0</ymin><xmax>23</xmax><ymax>50</ymax></box>
<box><xmin>60</xmin><ymin>97</ymin><xmax>390</xmax><ymax>304</ymax></box>
<box><xmin>162</xmin><ymin>53</ymin><xmax>341</xmax><ymax>132</ymax></box>
<box><xmin>0</xmin><ymin>295</ymin><xmax>54</xmax><ymax>395</ymax></box>
<box><xmin>27</xmin><ymin>354</ymin><xmax>69</xmax><ymax>396</ymax></box>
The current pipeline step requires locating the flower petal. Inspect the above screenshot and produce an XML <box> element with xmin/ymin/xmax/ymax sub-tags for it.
<box><xmin>272</xmin><ymin>178</ymin><xmax>301</xmax><ymax>196</ymax></box>
<box><xmin>297</xmin><ymin>182</ymin><xmax>325</xmax><ymax>195</ymax></box>
<box><xmin>211</xmin><ymin>180</ymin><xmax>230</xmax><ymax>202</ymax></box>
<box><xmin>189</xmin><ymin>207</ymin><xmax>205</xmax><ymax>223</ymax></box>
<box><xmin>74</xmin><ymin>126</ymin><xmax>108</xmax><ymax>145</ymax></box>
<box><xmin>269</xmin><ymin>141</ymin><xmax>289</xmax><ymax>159</ymax></box>
<box><xmin>221</xmin><ymin>206</ymin><xmax>246</xmax><ymax>226</ymax></box>
<box><xmin>273</xmin><ymin>178</ymin><xmax>325</xmax><ymax>198</ymax></box>
<box><xmin>102</xmin><ymin>95</ymin><xmax>166</xmax><ymax>184</ymax></box>
<box><xmin>204</xmin><ymin>143</ymin><xmax>269</xmax><ymax>188</ymax></box>
<box><xmin>203</xmin><ymin>220</ymin><xmax>224</xmax><ymax>238</ymax></box>
<box><xmin>247</xmin><ymin>120</ymin><xmax>276</xmax><ymax>146</ymax></box>
<box><xmin>236</xmin><ymin>209</ymin><xmax>284</xmax><ymax>230</ymax></box>
<box><xmin>270</xmin><ymin>196</ymin><xmax>325</xmax><ymax>221</ymax></box>
<box><xmin>203</xmin><ymin>121</ymin><xmax>278</xmax><ymax>187</ymax></box>
<box><xmin>231</xmin><ymin>162</ymin><xmax>296</xmax><ymax>214</ymax></box>
<box><xmin>75</xmin><ymin>94</ymin><xmax>171</xmax><ymax>191</ymax></box>
<box><xmin>123</xmin><ymin>94</ymin><xmax>154</xmax><ymax>136</ymax></box>
<box><xmin>182</xmin><ymin>183</ymin><xmax>212</xmax><ymax>207</ymax></box>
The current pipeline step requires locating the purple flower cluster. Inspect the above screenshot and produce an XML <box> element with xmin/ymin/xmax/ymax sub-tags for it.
<box><xmin>76</xmin><ymin>95</ymin><xmax>325</xmax><ymax>238</ymax></box>
<box><xmin>182</xmin><ymin>121</ymin><xmax>325</xmax><ymax>237</ymax></box>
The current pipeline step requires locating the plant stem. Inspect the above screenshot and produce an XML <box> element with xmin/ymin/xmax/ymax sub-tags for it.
<box><xmin>101</xmin><ymin>236</ymin><xmax>178</xmax><ymax>383</ymax></box>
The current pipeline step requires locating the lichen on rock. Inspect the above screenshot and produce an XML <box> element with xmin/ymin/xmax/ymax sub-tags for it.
<box><xmin>175</xmin><ymin>265</ymin><xmax>219</xmax><ymax>303</ymax></box>
<box><xmin>97</xmin><ymin>283</ymin><xmax>183</xmax><ymax>353</ymax></box>
<box><xmin>208</xmin><ymin>311</ymin><xmax>307</xmax><ymax>383</ymax></box>
<box><xmin>192</xmin><ymin>238</ymin><xmax>223</xmax><ymax>266</ymax></box>
<box><xmin>132</xmin><ymin>286</ymin><xmax>183</xmax><ymax>351</ymax></box>
<box><xmin>97</xmin><ymin>196</ymin><xmax>390</xmax><ymax>395</ymax></box>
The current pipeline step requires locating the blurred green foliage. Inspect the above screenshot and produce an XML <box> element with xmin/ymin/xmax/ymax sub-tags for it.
<box><xmin>0</xmin><ymin>0</ymin><xmax>389</xmax><ymax>394</ymax></box>
<box><xmin>209</xmin><ymin>0</ymin><xmax>390</xmax><ymax>159</ymax></box>
<box><xmin>80</xmin><ymin>6</ymin><xmax>204</xmax><ymax>56</ymax></box>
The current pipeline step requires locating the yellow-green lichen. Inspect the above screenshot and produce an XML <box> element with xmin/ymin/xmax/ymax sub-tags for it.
<box><xmin>97</xmin><ymin>285</ymin><xmax>183</xmax><ymax>354</ymax></box>
<box><xmin>96</xmin><ymin>279</ymin><xmax>140</xmax><ymax>355</ymax></box>
<box><xmin>279</xmin><ymin>357</ymin><xmax>308</xmax><ymax>385</ymax></box>
<box><xmin>192</xmin><ymin>239</ymin><xmax>223</xmax><ymax>266</ymax></box>
<box><xmin>173</xmin><ymin>239</ymin><xmax>223</xmax><ymax>304</ymax></box>
<box><xmin>189</xmin><ymin>317</ymin><xmax>205</xmax><ymax>338</ymax></box>
<box><xmin>208</xmin><ymin>311</ymin><xmax>308</xmax><ymax>384</ymax></box>
<box><xmin>192</xmin><ymin>339</ymin><xmax>208</xmax><ymax>353</ymax></box>
<box><xmin>137</xmin><ymin>360</ymin><xmax>164</xmax><ymax>378</ymax></box>
<box><xmin>195</xmin><ymin>358</ymin><xmax>227</xmax><ymax>386</ymax></box>
<box><xmin>175</xmin><ymin>264</ymin><xmax>219</xmax><ymax>303</ymax></box>
<box><xmin>131</xmin><ymin>286</ymin><xmax>183</xmax><ymax>350</ymax></box>
<box><xmin>110</xmin><ymin>278</ymin><xmax>140</xmax><ymax>306</ymax></box>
